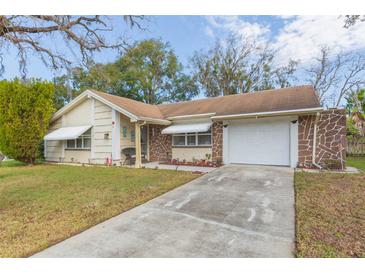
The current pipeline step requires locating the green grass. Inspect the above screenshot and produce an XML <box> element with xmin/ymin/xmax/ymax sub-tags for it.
<box><xmin>0</xmin><ymin>160</ymin><xmax>26</xmax><ymax>168</ymax></box>
<box><xmin>295</xmin><ymin>172</ymin><xmax>365</xmax><ymax>257</ymax></box>
<box><xmin>346</xmin><ymin>156</ymin><xmax>365</xmax><ymax>172</ymax></box>
<box><xmin>0</xmin><ymin>164</ymin><xmax>199</xmax><ymax>257</ymax></box>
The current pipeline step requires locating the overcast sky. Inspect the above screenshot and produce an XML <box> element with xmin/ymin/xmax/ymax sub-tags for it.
<box><xmin>2</xmin><ymin>15</ymin><xmax>365</xmax><ymax>81</ymax></box>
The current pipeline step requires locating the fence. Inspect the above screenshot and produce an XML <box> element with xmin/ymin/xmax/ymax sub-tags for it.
<box><xmin>347</xmin><ymin>139</ymin><xmax>365</xmax><ymax>155</ymax></box>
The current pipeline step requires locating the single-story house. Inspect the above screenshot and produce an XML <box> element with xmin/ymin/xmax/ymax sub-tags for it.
<box><xmin>44</xmin><ymin>85</ymin><xmax>347</xmax><ymax>169</ymax></box>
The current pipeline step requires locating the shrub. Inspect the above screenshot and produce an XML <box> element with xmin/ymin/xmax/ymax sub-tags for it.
<box><xmin>323</xmin><ymin>159</ymin><xmax>343</xmax><ymax>170</ymax></box>
<box><xmin>0</xmin><ymin>79</ymin><xmax>54</xmax><ymax>164</ymax></box>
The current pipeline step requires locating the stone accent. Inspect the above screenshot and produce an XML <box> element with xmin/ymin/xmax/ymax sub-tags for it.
<box><xmin>212</xmin><ymin>121</ymin><xmax>223</xmax><ymax>165</ymax></box>
<box><xmin>148</xmin><ymin>124</ymin><xmax>172</xmax><ymax>162</ymax></box>
<box><xmin>298</xmin><ymin>109</ymin><xmax>347</xmax><ymax>169</ymax></box>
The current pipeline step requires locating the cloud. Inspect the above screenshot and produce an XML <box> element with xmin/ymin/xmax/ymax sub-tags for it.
<box><xmin>204</xmin><ymin>16</ymin><xmax>365</xmax><ymax>65</ymax></box>
<box><xmin>204</xmin><ymin>16</ymin><xmax>270</xmax><ymax>43</ymax></box>
<box><xmin>204</xmin><ymin>26</ymin><xmax>215</xmax><ymax>38</ymax></box>
<box><xmin>273</xmin><ymin>16</ymin><xmax>365</xmax><ymax>64</ymax></box>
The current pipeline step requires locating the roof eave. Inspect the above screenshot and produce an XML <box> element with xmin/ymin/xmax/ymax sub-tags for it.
<box><xmin>166</xmin><ymin>112</ymin><xmax>216</xmax><ymax>121</ymax></box>
<box><xmin>211</xmin><ymin>107</ymin><xmax>324</xmax><ymax>120</ymax></box>
<box><xmin>50</xmin><ymin>90</ymin><xmax>139</xmax><ymax>123</ymax></box>
<box><xmin>137</xmin><ymin>116</ymin><xmax>171</xmax><ymax>125</ymax></box>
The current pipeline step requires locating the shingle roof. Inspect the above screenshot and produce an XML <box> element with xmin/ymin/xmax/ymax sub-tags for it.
<box><xmin>90</xmin><ymin>90</ymin><xmax>165</xmax><ymax>119</ymax></box>
<box><xmin>157</xmin><ymin>85</ymin><xmax>321</xmax><ymax>118</ymax></box>
<box><xmin>91</xmin><ymin>85</ymin><xmax>321</xmax><ymax>120</ymax></box>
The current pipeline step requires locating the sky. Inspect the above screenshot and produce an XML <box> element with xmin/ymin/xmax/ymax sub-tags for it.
<box><xmin>2</xmin><ymin>15</ymin><xmax>365</xmax><ymax>82</ymax></box>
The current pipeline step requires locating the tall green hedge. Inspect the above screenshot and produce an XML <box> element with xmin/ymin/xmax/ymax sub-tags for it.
<box><xmin>0</xmin><ymin>79</ymin><xmax>55</xmax><ymax>164</ymax></box>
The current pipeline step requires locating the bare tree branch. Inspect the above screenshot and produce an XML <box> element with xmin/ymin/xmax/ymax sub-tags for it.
<box><xmin>306</xmin><ymin>46</ymin><xmax>365</xmax><ymax>107</ymax></box>
<box><xmin>344</xmin><ymin>15</ymin><xmax>365</xmax><ymax>28</ymax></box>
<box><xmin>0</xmin><ymin>15</ymin><xmax>146</xmax><ymax>77</ymax></box>
<box><xmin>191</xmin><ymin>35</ymin><xmax>297</xmax><ymax>97</ymax></box>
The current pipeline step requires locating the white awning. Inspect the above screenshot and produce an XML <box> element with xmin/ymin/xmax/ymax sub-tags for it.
<box><xmin>161</xmin><ymin>122</ymin><xmax>212</xmax><ymax>134</ymax></box>
<box><xmin>44</xmin><ymin>126</ymin><xmax>92</xmax><ymax>141</ymax></box>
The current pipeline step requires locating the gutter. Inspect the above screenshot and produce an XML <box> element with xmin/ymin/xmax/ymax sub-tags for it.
<box><xmin>312</xmin><ymin>112</ymin><xmax>323</xmax><ymax>169</ymax></box>
<box><xmin>166</xmin><ymin>112</ymin><xmax>216</xmax><ymax>120</ymax></box>
<box><xmin>211</xmin><ymin>107</ymin><xmax>323</xmax><ymax>120</ymax></box>
<box><xmin>136</xmin><ymin>116</ymin><xmax>171</xmax><ymax>125</ymax></box>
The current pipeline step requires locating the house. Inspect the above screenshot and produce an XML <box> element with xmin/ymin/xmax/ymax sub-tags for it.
<box><xmin>44</xmin><ymin>85</ymin><xmax>347</xmax><ymax>169</ymax></box>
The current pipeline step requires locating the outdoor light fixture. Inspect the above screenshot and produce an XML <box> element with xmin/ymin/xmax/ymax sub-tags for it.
<box><xmin>104</xmin><ymin>133</ymin><xmax>109</xmax><ymax>139</ymax></box>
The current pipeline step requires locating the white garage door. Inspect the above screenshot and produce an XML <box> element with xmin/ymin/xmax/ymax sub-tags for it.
<box><xmin>228</xmin><ymin>118</ymin><xmax>291</xmax><ymax>166</ymax></box>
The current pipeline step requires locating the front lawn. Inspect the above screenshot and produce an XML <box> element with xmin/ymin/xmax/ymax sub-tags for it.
<box><xmin>295</xmin><ymin>171</ymin><xmax>365</xmax><ymax>257</ymax></box>
<box><xmin>0</xmin><ymin>164</ymin><xmax>199</xmax><ymax>257</ymax></box>
<box><xmin>346</xmin><ymin>156</ymin><xmax>365</xmax><ymax>172</ymax></box>
<box><xmin>0</xmin><ymin>160</ymin><xmax>26</xmax><ymax>168</ymax></box>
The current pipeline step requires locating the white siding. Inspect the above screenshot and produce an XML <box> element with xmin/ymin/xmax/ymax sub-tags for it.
<box><xmin>64</xmin><ymin>150</ymin><xmax>91</xmax><ymax>163</ymax></box>
<box><xmin>172</xmin><ymin>147</ymin><xmax>212</xmax><ymax>162</ymax></box>
<box><xmin>45</xmin><ymin>98</ymin><xmax>109</xmax><ymax>164</ymax></box>
<box><xmin>63</xmin><ymin>99</ymin><xmax>92</xmax><ymax>126</ymax></box>
<box><xmin>93</xmin><ymin>99</ymin><xmax>113</xmax><ymax>164</ymax></box>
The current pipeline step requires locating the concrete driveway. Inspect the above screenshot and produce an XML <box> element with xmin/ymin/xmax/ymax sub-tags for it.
<box><xmin>33</xmin><ymin>165</ymin><xmax>295</xmax><ymax>258</ymax></box>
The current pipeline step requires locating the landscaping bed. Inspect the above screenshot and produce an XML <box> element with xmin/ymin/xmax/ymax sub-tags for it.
<box><xmin>295</xmin><ymin>170</ymin><xmax>365</xmax><ymax>257</ymax></box>
<box><xmin>0</xmin><ymin>164</ymin><xmax>199</xmax><ymax>257</ymax></box>
<box><xmin>161</xmin><ymin>159</ymin><xmax>222</xmax><ymax>167</ymax></box>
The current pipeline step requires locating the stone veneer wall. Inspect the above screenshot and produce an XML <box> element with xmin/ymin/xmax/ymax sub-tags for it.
<box><xmin>149</xmin><ymin>124</ymin><xmax>172</xmax><ymax>162</ymax></box>
<box><xmin>212</xmin><ymin>121</ymin><xmax>223</xmax><ymax>164</ymax></box>
<box><xmin>298</xmin><ymin>109</ymin><xmax>346</xmax><ymax>169</ymax></box>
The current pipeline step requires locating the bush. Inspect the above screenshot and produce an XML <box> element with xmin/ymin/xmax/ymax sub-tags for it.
<box><xmin>0</xmin><ymin>79</ymin><xmax>55</xmax><ymax>164</ymax></box>
<box><xmin>323</xmin><ymin>159</ymin><xmax>343</xmax><ymax>170</ymax></box>
<box><xmin>346</xmin><ymin>118</ymin><xmax>360</xmax><ymax>136</ymax></box>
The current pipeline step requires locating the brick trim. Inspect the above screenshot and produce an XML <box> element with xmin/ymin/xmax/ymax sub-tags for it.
<box><xmin>212</xmin><ymin>121</ymin><xmax>223</xmax><ymax>164</ymax></box>
<box><xmin>148</xmin><ymin>125</ymin><xmax>172</xmax><ymax>162</ymax></box>
<box><xmin>298</xmin><ymin>109</ymin><xmax>346</xmax><ymax>169</ymax></box>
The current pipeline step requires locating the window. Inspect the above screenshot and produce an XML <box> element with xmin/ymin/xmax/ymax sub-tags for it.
<box><xmin>66</xmin><ymin>129</ymin><xmax>91</xmax><ymax>149</ymax></box>
<box><xmin>198</xmin><ymin>134</ymin><xmax>211</xmax><ymax>145</ymax></box>
<box><xmin>187</xmin><ymin>133</ymin><xmax>196</xmax><ymax>146</ymax></box>
<box><xmin>66</xmin><ymin>139</ymin><xmax>75</xmax><ymax>148</ymax></box>
<box><xmin>172</xmin><ymin>130</ymin><xmax>212</xmax><ymax>147</ymax></box>
<box><xmin>172</xmin><ymin>135</ymin><xmax>185</xmax><ymax>146</ymax></box>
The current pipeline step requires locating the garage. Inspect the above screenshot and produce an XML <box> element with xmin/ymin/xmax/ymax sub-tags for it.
<box><xmin>224</xmin><ymin>117</ymin><xmax>298</xmax><ymax>167</ymax></box>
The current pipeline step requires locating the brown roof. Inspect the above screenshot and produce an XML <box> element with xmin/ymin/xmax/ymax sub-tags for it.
<box><xmin>90</xmin><ymin>90</ymin><xmax>165</xmax><ymax>119</ymax></box>
<box><xmin>157</xmin><ymin>86</ymin><xmax>320</xmax><ymax>118</ymax></box>
<box><xmin>91</xmin><ymin>86</ymin><xmax>320</xmax><ymax>120</ymax></box>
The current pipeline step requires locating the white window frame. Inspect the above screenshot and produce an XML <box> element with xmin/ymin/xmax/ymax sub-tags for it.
<box><xmin>66</xmin><ymin>130</ymin><xmax>91</xmax><ymax>150</ymax></box>
<box><xmin>172</xmin><ymin>131</ymin><xmax>212</xmax><ymax>147</ymax></box>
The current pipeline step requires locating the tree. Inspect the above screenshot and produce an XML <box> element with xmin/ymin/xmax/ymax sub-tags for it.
<box><xmin>53</xmin><ymin>74</ymin><xmax>83</xmax><ymax>110</ymax></box>
<box><xmin>346</xmin><ymin>89</ymin><xmax>365</xmax><ymax>136</ymax></box>
<box><xmin>306</xmin><ymin>46</ymin><xmax>365</xmax><ymax>107</ymax></box>
<box><xmin>54</xmin><ymin>39</ymin><xmax>199</xmax><ymax>106</ymax></box>
<box><xmin>344</xmin><ymin>15</ymin><xmax>365</xmax><ymax>28</ymax></box>
<box><xmin>114</xmin><ymin>39</ymin><xmax>199</xmax><ymax>104</ymax></box>
<box><xmin>190</xmin><ymin>36</ymin><xmax>297</xmax><ymax>97</ymax></box>
<box><xmin>52</xmin><ymin>63</ymin><xmax>121</xmax><ymax>109</ymax></box>
<box><xmin>0</xmin><ymin>15</ymin><xmax>145</xmax><ymax>76</ymax></box>
<box><xmin>0</xmin><ymin>79</ymin><xmax>55</xmax><ymax>164</ymax></box>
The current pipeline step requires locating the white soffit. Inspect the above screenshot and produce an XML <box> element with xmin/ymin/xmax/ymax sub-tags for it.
<box><xmin>44</xmin><ymin>125</ymin><xmax>92</xmax><ymax>141</ymax></box>
<box><xmin>161</xmin><ymin>122</ymin><xmax>212</xmax><ymax>134</ymax></box>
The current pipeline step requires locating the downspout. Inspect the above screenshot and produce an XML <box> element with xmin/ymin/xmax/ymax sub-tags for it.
<box><xmin>312</xmin><ymin>112</ymin><xmax>322</xmax><ymax>169</ymax></box>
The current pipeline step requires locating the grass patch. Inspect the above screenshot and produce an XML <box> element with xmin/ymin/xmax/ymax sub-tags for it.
<box><xmin>0</xmin><ymin>164</ymin><xmax>199</xmax><ymax>257</ymax></box>
<box><xmin>0</xmin><ymin>160</ymin><xmax>26</xmax><ymax>168</ymax></box>
<box><xmin>346</xmin><ymin>156</ymin><xmax>365</xmax><ymax>172</ymax></box>
<box><xmin>295</xmin><ymin>172</ymin><xmax>365</xmax><ymax>257</ymax></box>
